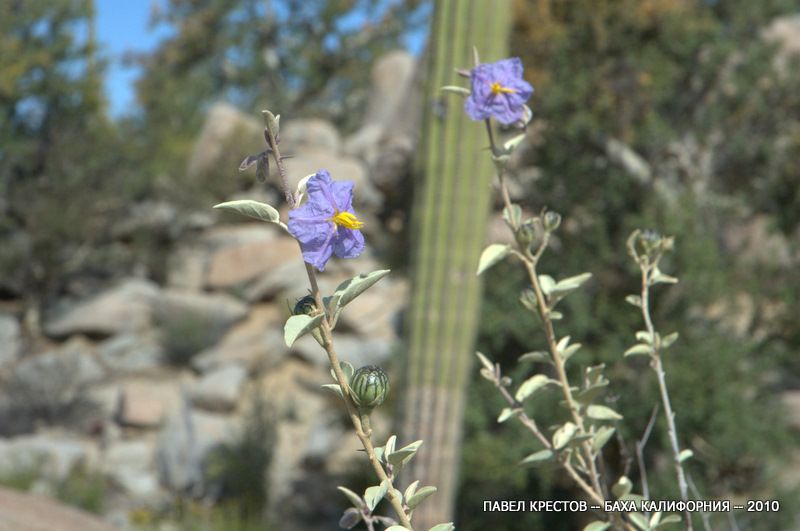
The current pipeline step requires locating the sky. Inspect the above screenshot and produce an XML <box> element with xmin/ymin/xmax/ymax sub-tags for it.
<box><xmin>95</xmin><ymin>0</ymin><xmax>168</xmax><ymax>116</ymax></box>
<box><xmin>95</xmin><ymin>0</ymin><xmax>428</xmax><ymax>117</ymax></box>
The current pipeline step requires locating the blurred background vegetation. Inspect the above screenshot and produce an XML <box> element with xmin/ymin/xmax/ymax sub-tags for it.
<box><xmin>1</xmin><ymin>0</ymin><xmax>799</xmax><ymax>530</ymax></box>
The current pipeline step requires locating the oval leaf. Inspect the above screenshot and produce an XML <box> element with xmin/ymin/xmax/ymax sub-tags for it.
<box><xmin>337</xmin><ymin>486</ymin><xmax>366</xmax><ymax>510</ymax></box>
<box><xmin>321</xmin><ymin>384</ymin><xmax>344</xmax><ymax>400</ymax></box>
<box><xmin>364</xmin><ymin>480</ymin><xmax>389</xmax><ymax>512</ymax></box>
<box><xmin>213</xmin><ymin>199</ymin><xmax>285</xmax><ymax>228</ymax></box>
<box><xmin>625</xmin><ymin>344</ymin><xmax>652</xmax><ymax>357</ymax></box>
<box><xmin>519</xmin><ymin>449</ymin><xmax>555</xmax><ymax>467</ymax></box>
<box><xmin>429</xmin><ymin>524</ymin><xmax>455</xmax><ymax>531</ymax></box>
<box><xmin>518</xmin><ymin>351</ymin><xmax>552</xmax><ymax>364</ymax></box>
<box><xmin>330</xmin><ymin>270</ymin><xmax>391</xmax><ymax>312</ymax></box>
<box><xmin>515</xmin><ymin>374</ymin><xmax>557</xmax><ymax>402</ymax></box>
<box><xmin>284</xmin><ymin>313</ymin><xmax>325</xmax><ymax>347</ymax></box>
<box><xmin>477</xmin><ymin>244</ymin><xmax>511</xmax><ymax>275</ymax></box>
<box><xmin>592</xmin><ymin>426</ymin><xmax>616</xmax><ymax>452</ymax></box>
<box><xmin>587</xmin><ymin>405</ymin><xmax>623</xmax><ymax>421</ymax></box>
<box><xmin>678</xmin><ymin>449</ymin><xmax>693</xmax><ymax>463</ymax></box>
<box><xmin>612</xmin><ymin>476</ymin><xmax>632</xmax><ymax>499</ymax></box>
<box><xmin>407</xmin><ymin>485</ymin><xmax>437</xmax><ymax>509</ymax></box>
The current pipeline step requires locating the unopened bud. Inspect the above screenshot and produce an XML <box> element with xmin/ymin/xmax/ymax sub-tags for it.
<box><xmin>543</xmin><ymin>211</ymin><xmax>561</xmax><ymax>232</ymax></box>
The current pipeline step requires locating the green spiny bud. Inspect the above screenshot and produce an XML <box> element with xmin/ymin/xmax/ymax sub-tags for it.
<box><xmin>350</xmin><ymin>365</ymin><xmax>390</xmax><ymax>409</ymax></box>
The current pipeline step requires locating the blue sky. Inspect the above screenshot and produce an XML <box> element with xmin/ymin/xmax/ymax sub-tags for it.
<box><xmin>95</xmin><ymin>0</ymin><xmax>167</xmax><ymax>116</ymax></box>
<box><xmin>95</xmin><ymin>0</ymin><xmax>428</xmax><ymax>117</ymax></box>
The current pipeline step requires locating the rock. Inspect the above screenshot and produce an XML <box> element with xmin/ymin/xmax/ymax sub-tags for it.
<box><xmin>96</xmin><ymin>333</ymin><xmax>163</xmax><ymax>375</ymax></box>
<box><xmin>0</xmin><ymin>314</ymin><xmax>22</xmax><ymax>369</ymax></box>
<box><xmin>205</xmin><ymin>235</ymin><xmax>298</xmax><ymax>290</ymax></box>
<box><xmin>0</xmin><ymin>486</ymin><xmax>119</xmax><ymax>531</ymax></box>
<box><xmin>103</xmin><ymin>440</ymin><xmax>164</xmax><ymax>504</ymax></box>
<box><xmin>156</xmin><ymin>290</ymin><xmax>248</xmax><ymax>327</ymax></box>
<box><xmin>345</xmin><ymin>51</ymin><xmax>416</xmax><ymax>160</ymax></box>
<box><xmin>0</xmin><ymin>432</ymin><xmax>96</xmax><ymax>483</ymax></box>
<box><xmin>190</xmin><ymin>365</ymin><xmax>247</xmax><ymax>412</ymax></box>
<box><xmin>721</xmin><ymin>214</ymin><xmax>793</xmax><ymax>268</ymax></box>
<box><xmin>335</xmin><ymin>277</ymin><xmax>407</xmax><ymax>340</ymax></box>
<box><xmin>13</xmin><ymin>337</ymin><xmax>104</xmax><ymax>392</ymax></box>
<box><xmin>763</xmin><ymin>14</ymin><xmax>800</xmax><ymax>72</ymax></box>
<box><xmin>43</xmin><ymin>279</ymin><xmax>159</xmax><ymax>339</ymax></box>
<box><xmin>281</xmin><ymin>118</ymin><xmax>341</xmax><ymax>153</ymax></box>
<box><xmin>116</xmin><ymin>378</ymin><xmax>186</xmax><ymax>429</ymax></box>
<box><xmin>192</xmin><ymin>305</ymin><xmax>288</xmax><ymax>373</ymax></box>
<box><xmin>156</xmin><ymin>400</ymin><xmax>239</xmax><ymax>492</ymax></box>
<box><xmin>187</xmin><ymin>102</ymin><xmax>261</xmax><ymax>178</ymax></box>
<box><xmin>291</xmin><ymin>334</ymin><xmax>393</xmax><ymax>368</ymax></box>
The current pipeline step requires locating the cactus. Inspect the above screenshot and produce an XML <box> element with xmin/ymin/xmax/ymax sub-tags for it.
<box><xmin>400</xmin><ymin>0</ymin><xmax>513</xmax><ymax>527</ymax></box>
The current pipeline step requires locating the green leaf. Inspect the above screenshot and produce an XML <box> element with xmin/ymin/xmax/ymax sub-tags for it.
<box><xmin>497</xmin><ymin>407</ymin><xmax>521</xmax><ymax>423</ymax></box>
<box><xmin>562</xmin><ymin>343</ymin><xmax>582</xmax><ymax>362</ymax></box>
<box><xmin>583</xmin><ymin>522</ymin><xmax>612</xmax><ymax>531</ymax></box>
<box><xmin>475</xmin><ymin>351</ymin><xmax>494</xmax><ymax>371</ymax></box>
<box><xmin>428</xmin><ymin>524</ymin><xmax>455</xmax><ymax>531</ymax></box>
<box><xmin>587</xmin><ymin>405</ymin><xmax>623</xmax><ymax>421</ymax></box>
<box><xmin>654</xmin><ymin>515</ymin><xmax>682</xmax><ymax>528</ymax></box>
<box><xmin>625</xmin><ymin>295</ymin><xmax>642</xmax><ymax>307</ymax></box>
<box><xmin>612</xmin><ymin>476</ymin><xmax>632</xmax><ymax>498</ymax></box>
<box><xmin>213</xmin><ymin>200</ymin><xmax>287</xmax><ymax>230</ymax></box>
<box><xmin>407</xmin><ymin>485</ymin><xmax>437</xmax><ymax>509</ymax></box>
<box><xmin>388</xmin><ymin>440</ymin><xmax>423</xmax><ymax>468</ymax></box>
<box><xmin>624</xmin><ymin>344</ymin><xmax>652</xmax><ymax>357</ymax></box>
<box><xmin>503</xmin><ymin>133</ymin><xmax>528</xmax><ymax>153</ymax></box>
<box><xmin>364</xmin><ymin>480</ymin><xmax>389</xmax><ymax>512</ymax></box>
<box><xmin>651</xmin><ymin>267</ymin><xmax>678</xmax><ymax>285</ymax></box>
<box><xmin>518</xmin><ymin>351</ymin><xmax>552</xmax><ymax>364</ymax></box>
<box><xmin>635</xmin><ymin>331</ymin><xmax>654</xmax><ymax>344</ymax></box>
<box><xmin>330</xmin><ymin>361</ymin><xmax>355</xmax><ymax>384</ymax></box>
<box><xmin>592</xmin><ymin>426</ymin><xmax>616</xmax><ymax>452</ymax></box>
<box><xmin>519</xmin><ymin>449</ymin><xmax>555</xmax><ymax>467</ymax></box>
<box><xmin>649</xmin><ymin>511</ymin><xmax>662</xmax><ymax>528</ymax></box>
<box><xmin>477</xmin><ymin>244</ymin><xmax>511</xmax><ymax>275</ymax></box>
<box><xmin>321</xmin><ymin>384</ymin><xmax>344</xmax><ymax>400</ymax></box>
<box><xmin>503</xmin><ymin>204</ymin><xmax>522</xmax><ymax>230</ymax></box>
<box><xmin>404</xmin><ymin>480</ymin><xmax>419</xmax><ymax>502</ymax></box>
<box><xmin>678</xmin><ymin>449</ymin><xmax>693</xmax><ymax>463</ymax></box>
<box><xmin>552</xmin><ymin>422</ymin><xmax>577</xmax><ymax>450</ymax></box>
<box><xmin>385</xmin><ymin>527</ymin><xmax>410</xmax><ymax>531</ymax></box>
<box><xmin>575</xmin><ymin>383</ymin><xmax>608</xmax><ymax>405</ymax></box>
<box><xmin>551</xmin><ymin>272</ymin><xmax>592</xmax><ymax>297</ymax></box>
<box><xmin>337</xmin><ymin>486</ymin><xmax>366</xmax><ymax>510</ymax></box>
<box><xmin>384</xmin><ymin>435</ymin><xmax>397</xmax><ymax>456</ymax></box>
<box><xmin>538</xmin><ymin>275</ymin><xmax>556</xmax><ymax>295</ymax></box>
<box><xmin>284</xmin><ymin>313</ymin><xmax>325</xmax><ymax>347</ymax></box>
<box><xmin>628</xmin><ymin>512</ymin><xmax>649</xmax><ymax>531</ymax></box>
<box><xmin>661</xmin><ymin>332</ymin><xmax>679</xmax><ymax>349</ymax></box>
<box><xmin>515</xmin><ymin>374</ymin><xmax>557</xmax><ymax>402</ymax></box>
<box><xmin>440</xmin><ymin>85</ymin><xmax>470</xmax><ymax>97</ymax></box>
<box><xmin>329</xmin><ymin>270</ymin><xmax>391</xmax><ymax>312</ymax></box>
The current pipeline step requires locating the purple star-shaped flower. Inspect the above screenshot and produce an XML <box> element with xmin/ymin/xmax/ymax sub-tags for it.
<box><xmin>465</xmin><ymin>57</ymin><xmax>534</xmax><ymax>125</ymax></box>
<box><xmin>288</xmin><ymin>170</ymin><xmax>365</xmax><ymax>271</ymax></box>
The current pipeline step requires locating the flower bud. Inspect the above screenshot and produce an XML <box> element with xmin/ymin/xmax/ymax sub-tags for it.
<box><xmin>543</xmin><ymin>211</ymin><xmax>561</xmax><ymax>232</ymax></box>
<box><xmin>293</xmin><ymin>295</ymin><xmax>317</xmax><ymax>316</ymax></box>
<box><xmin>350</xmin><ymin>365</ymin><xmax>390</xmax><ymax>409</ymax></box>
<box><xmin>517</xmin><ymin>219</ymin><xmax>537</xmax><ymax>247</ymax></box>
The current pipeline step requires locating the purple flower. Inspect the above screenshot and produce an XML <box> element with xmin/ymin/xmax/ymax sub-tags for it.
<box><xmin>288</xmin><ymin>170</ymin><xmax>365</xmax><ymax>271</ymax></box>
<box><xmin>465</xmin><ymin>57</ymin><xmax>533</xmax><ymax>125</ymax></box>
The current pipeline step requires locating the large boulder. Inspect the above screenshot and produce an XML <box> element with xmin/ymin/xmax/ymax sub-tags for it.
<box><xmin>205</xmin><ymin>234</ymin><xmax>298</xmax><ymax>290</ymax></box>
<box><xmin>192</xmin><ymin>304</ymin><xmax>288</xmax><ymax>374</ymax></box>
<box><xmin>96</xmin><ymin>332</ymin><xmax>164</xmax><ymax>375</ymax></box>
<box><xmin>187</xmin><ymin>102</ymin><xmax>262</xmax><ymax>178</ymax></box>
<box><xmin>43</xmin><ymin>279</ymin><xmax>159</xmax><ymax>339</ymax></box>
<box><xmin>189</xmin><ymin>364</ymin><xmax>247</xmax><ymax>413</ymax></box>
<box><xmin>115</xmin><ymin>377</ymin><xmax>187</xmax><ymax>429</ymax></box>
<box><xmin>280</xmin><ymin>118</ymin><xmax>341</xmax><ymax>153</ymax></box>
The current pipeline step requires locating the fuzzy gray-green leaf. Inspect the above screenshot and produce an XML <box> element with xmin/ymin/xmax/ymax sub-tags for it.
<box><xmin>587</xmin><ymin>405</ymin><xmax>623</xmax><ymax>421</ymax></box>
<box><xmin>364</xmin><ymin>480</ymin><xmax>389</xmax><ymax>512</ymax></box>
<box><xmin>213</xmin><ymin>200</ymin><xmax>286</xmax><ymax>230</ymax></box>
<box><xmin>428</xmin><ymin>524</ymin><xmax>455</xmax><ymax>531</ymax></box>
<box><xmin>337</xmin><ymin>486</ymin><xmax>366</xmax><ymax>510</ymax></box>
<box><xmin>284</xmin><ymin>313</ymin><xmax>325</xmax><ymax>347</ymax></box>
<box><xmin>583</xmin><ymin>522</ymin><xmax>612</xmax><ymax>531</ymax></box>
<box><xmin>477</xmin><ymin>244</ymin><xmax>511</xmax><ymax>275</ymax></box>
<box><xmin>519</xmin><ymin>449</ymin><xmax>555</xmax><ymax>467</ymax></box>
<box><xmin>330</xmin><ymin>270</ymin><xmax>391</xmax><ymax>312</ymax></box>
<box><xmin>407</xmin><ymin>485</ymin><xmax>437</xmax><ymax>509</ymax></box>
<box><xmin>515</xmin><ymin>374</ymin><xmax>557</xmax><ymax>402</ymax></box>
<box><xmin>518</xmin><ymin>351</ymin><xmax>552</xmax><ymax>364</ymax></box>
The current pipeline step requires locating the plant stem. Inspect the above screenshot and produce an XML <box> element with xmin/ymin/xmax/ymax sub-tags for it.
<box><xmin>639</xmin><ymin>261</ymin><xmax>692</xmax><ymax>531</ymax></box>
<box><xmin>265</xmin><ymin>120</ymin><xmax>413</xmax><ymax>530</ymax></box>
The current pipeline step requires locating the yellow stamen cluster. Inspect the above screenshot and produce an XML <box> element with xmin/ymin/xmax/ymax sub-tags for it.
<box><xmin>332</xmin><ymin>210</ymin><xmax>364</xmax><ymax>230</ymax></box>
<box><xmin>490</xmin><ymin>82</ymin><xmax>516</xmax><ymax>95</ymax></box>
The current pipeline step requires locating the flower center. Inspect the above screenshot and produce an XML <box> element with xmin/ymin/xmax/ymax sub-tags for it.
<box><xmin>332</xmin><ymin>210</ymin><xmax>364</xmax><ymax>230</ymax></box>
<box><xmin>490</xmin><ymin>81</ymin><xmax>516</xmax><ymax>95</ymax></box>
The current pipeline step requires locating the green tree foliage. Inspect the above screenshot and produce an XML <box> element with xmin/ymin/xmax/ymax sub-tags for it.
<box><xmin>133</xmin><ymin>0</ymin><xmax>427</xmax><ymax>175</ymax></box>
<box><xmin>0</xmin><ymin>0</ymin><xmax>138</xmax><ymax>305</ymax></box>
<box><xmin>457</xmin><ymin>1</ymin><xmax>800</xmax><ymax>529</ymax></box>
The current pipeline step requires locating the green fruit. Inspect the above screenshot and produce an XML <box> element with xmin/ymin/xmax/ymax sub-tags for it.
<box><xmin>350</xmin><ymin>366</ymin><xmax>389</xmax><ymax>409</ymax></box>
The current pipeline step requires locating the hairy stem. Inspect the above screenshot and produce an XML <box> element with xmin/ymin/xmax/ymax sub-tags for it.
<box><xmin>265</xmin><ymin>123</ymin><xmax>413</xmax><ymax>529</ymax></box>
<box><xmin>639</xmin><ymin>261</ymin><xmax>692</xmax><ymax>531</ymax></box>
